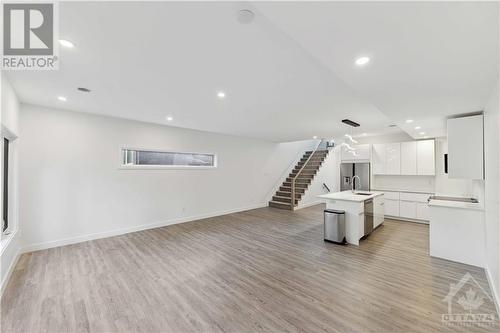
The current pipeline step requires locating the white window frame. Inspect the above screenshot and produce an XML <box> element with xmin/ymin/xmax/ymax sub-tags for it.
<box><xmin>118</xmin><ymin>147</ymin><xmax>218</xmax><ymax>170</ymax></box>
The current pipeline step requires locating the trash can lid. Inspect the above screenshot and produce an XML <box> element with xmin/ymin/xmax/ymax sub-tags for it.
<box><xmin>324</xmin><ymin>209</ymin><xmax>345</xmax><ymax>214</ymax></box>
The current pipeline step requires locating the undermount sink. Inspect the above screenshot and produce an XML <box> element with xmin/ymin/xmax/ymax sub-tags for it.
<box><xmin>353</xmin><ymin>192</ymin><xmax>372</xmax><ymax>196</ymax></box>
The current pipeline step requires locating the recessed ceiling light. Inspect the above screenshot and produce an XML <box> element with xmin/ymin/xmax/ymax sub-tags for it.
<box><xmin>406</xmin><ymin>119</ymin><xmax>414</xmax><ymax>124</ymax></box>
<box><xmin>217</xmin><ymin>91</ymin><xmax>226</xmax><ymax>99</ymax></box>
<box><xmin>414</xmin><ymin>126</ymin><xmax>421</xmax><ymax>130</ymax></box>
<box><xmin>423</xmin><ymin>136</ymin><xmax>429</xmax><ymax>139</ymax></box>
<box><xmin>313</xmin><ymin>136</ymin><xmax>318</xmax><ymax>139</ymax></box>
<box><xmin>59</xmin><ymin>39</ymin><xmax>75</xmax><ymax>48</ymax></box>
<box><xmin>237</xmin><ymin>9</ymin><xmax>255</xmax><ymax>24</ymax></box>
<box><xmin>57</xmin><ymin>96</ymin><xmax>67</xmax><ymax>101</ymax></box>
<box><xmin>355</xmin><ymin>56</ymin><xmax>370</xmax><ymax>66</ymax></box>
<box><xmin>166</xmin><ymin>116</ymin><xmax>173</xmax><ymax>122</ymax></box>
<box><xmin>362</xmin><ymin>133</ymin><xmax>367</xmax><ymax>136</ymax></box>
<box><xmin>419</xmin><ymin>132</ymin><xmax>426</xmax><ymax>135</ymax></box>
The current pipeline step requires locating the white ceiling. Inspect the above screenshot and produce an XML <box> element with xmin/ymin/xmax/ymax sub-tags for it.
<box><xmin>256</xmin><ymin>1</ymin><xmax>499</xmax><ymax>139</ymax></box>
<box><xmin>6</xmin><ymin>1</ymin><xmax>499</xmax><ymax>142</ymax></box>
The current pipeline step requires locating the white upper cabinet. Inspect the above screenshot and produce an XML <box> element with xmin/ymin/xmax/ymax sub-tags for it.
<box><xmin>416</xmin><ymin>140</ymin><xmax>435</xmax><ymax>175</ymax></box>
<box><xmin>372</xmin><ymin>144</ymin><xmax>386</xmax><ymax>174</ymax></box>
<box><xmin>385</xmin><ymin>143</ymin><xmax>401</xmax><ymax>175</ymax></box>
<box><xmin>355</xmin><ymin>144</ymin><xmax>371</xmax><ymax>161</ymax></box>
<box><xmin>447</xmin><ymin>115</ymin><xmax>484</xmax><ymax>179</ymax></box>
<box><xmin>341</xmin><ymin>144</ymin><xmax>370</xmax><ymax>162</ymax></box>
<box><xmin>372</xmin><ymin>140</ymin><xmax>434</xmax><ymax>176</ymax></box>
<box><xmin>401</xmin><ymin>141</ymin><xmax>417</xmax><ymax>175</ymax></box>
<box><xmin>340</xmin><ymin>145</ymin><xmax>354</xmax><ymax>161</ymax></box>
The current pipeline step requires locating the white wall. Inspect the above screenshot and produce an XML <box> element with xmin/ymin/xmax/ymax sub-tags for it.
<box><xmin>19</xmin><ymin>104</ymin><xmax>314</xmax><ymax>251</ymax></box>
<box><xmin>0</xmin><ymin>74</ymin><xmax>21</xmax><ymax>294</ymax></box>
<box><xmin>483</xmin><ymin>80</ymin><xmax>500</xmax><ymax>308</ymax></box>
<box><xmin>371</xmin><ymin>175</ymin><xmax>434</xmax><ymax>193</ymax></box>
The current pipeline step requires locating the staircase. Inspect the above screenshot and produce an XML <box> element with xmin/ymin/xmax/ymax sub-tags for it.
<box><xmin>269</xmin><ymin>149</ymin><xmax>329</xmax><ymax>210</ymax></box>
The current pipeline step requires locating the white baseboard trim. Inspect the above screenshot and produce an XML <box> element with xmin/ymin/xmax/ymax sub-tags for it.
<box><xmin>295</xmin><ymin>200</ymin><xmax>325</xmax><ymax>210</ymax></box>
<box><xmin>1</xmin><ymin>246</ymin><xmax>21</xmax><ymax>298</ymax></box>
<box><xmin>385</xmin><ymin>215</ymin><xmax>429</xmax><ymax>224</ymax></box>
<box><xmin>485</xmin><ymin>267</ymin><xmax>500</xmax><ymax>317</ymax></box>
<box><xmin>22</xmin><ymin>202</ymin><xmax>268</xmax><ymax>254</ymax></box>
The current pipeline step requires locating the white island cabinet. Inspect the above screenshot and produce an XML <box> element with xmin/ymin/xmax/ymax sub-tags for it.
<box><xmin>429</xmin><ymin>198</ymin><xmax>485</xmax><ymax>267</ymax></box>
<box><xmin>318</xmin><ymin>191</ymin><xmax>384</xmax><ymax>245</ymax></box>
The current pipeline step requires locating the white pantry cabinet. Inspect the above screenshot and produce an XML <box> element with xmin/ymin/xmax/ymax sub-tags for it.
<box><xmin>447</xmin><ymin>115</ymin><xmax>484</xmax><ymax>179</ymax></box>
<box><xmin>401</xmin><ymin>141</ymin><xmax>417</xmax><ymax>175</ymax></box>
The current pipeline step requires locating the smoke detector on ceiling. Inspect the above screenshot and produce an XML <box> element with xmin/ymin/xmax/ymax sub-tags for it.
<box><xmin>237</xmin><ymin>9</ymin><xmax>255</xmax><ymax>24</ymax></box>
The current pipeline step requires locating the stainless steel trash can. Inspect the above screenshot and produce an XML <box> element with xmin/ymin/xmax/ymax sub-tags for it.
<box><xmin>324</xmin><ymin>209</ymin><xmax>346</xmax><ymax>244</ymax></box>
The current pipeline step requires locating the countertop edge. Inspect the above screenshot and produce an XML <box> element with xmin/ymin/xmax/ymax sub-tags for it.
<box><xmin>371</xmin><ymin>188</ymin><xmax>434</xmax><ymax>195</ymax></box>
<box><xmin>318</xmin><ymin>191</ymin><xmax>384</xmax><ymax>202</ymax></box>
<box><xmin>428</xmin><ymin>200</ymin><xmax>484</xmax><ymax>211</ymax></box>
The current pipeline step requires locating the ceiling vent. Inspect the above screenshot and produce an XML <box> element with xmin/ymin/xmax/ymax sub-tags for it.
<box><xmin>77</xmin><ymin>87</ymin><xmax>91</xmax><ymax>92</ymax></box>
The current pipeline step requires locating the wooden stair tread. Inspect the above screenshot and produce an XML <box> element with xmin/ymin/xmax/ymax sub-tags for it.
<box><xmin>269</xmin><ymin>148</ymin><xmax>329</xmax><ymax>210</ymax></box>
<box><xmin>268</xmin><ymin>201</ymin><xmax>292</xmax><ymax>210</ymax></box>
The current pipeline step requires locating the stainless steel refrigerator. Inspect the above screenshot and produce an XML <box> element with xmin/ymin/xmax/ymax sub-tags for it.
<box><xmin>340</xmin><ymin>163</ymin><xmax>370</xmax><ymax>191</ymax></box>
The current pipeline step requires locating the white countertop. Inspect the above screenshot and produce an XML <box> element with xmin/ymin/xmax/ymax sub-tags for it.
<box><xmin>318</xmin><ymin>190</ymin><xmax>384</xmax><ymax>202</ymax></box>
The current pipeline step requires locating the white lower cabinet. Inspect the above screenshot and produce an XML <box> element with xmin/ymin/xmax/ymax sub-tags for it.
<box><xmin>382</xmin><ymin>191</ymin><xmax>431</xmax><ymax>222</ymax></box>
<box><xmin>416</xmin><ymin>202</ymin><xmax>429</xmax><ymax>220</ymax></box>
<box><xmin>384</xmin><ymin>199</ymin><xmax>399</xmax><ymax>217</ymax></box>
<box><xmin>399</xmin><ymin>200</ymin><xmax>417</xmax><ymax>219</ymax></box>
<box><xmin>373</xmin><ymin>195</ymin><xmax>384</xmax><ymax>229</ymax></box>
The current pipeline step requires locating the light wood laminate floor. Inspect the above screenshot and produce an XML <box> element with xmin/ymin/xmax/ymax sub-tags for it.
<box><xmin>1</xmin><ymin>204</ymin><xmax>498</xmax><ymax>332</ymax></box>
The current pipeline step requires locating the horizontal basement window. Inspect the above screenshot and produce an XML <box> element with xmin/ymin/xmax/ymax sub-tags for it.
<box><xmin>121</xmin><ymin>148</ymin><xmax>217</xmax><ymax>169</ymax></box>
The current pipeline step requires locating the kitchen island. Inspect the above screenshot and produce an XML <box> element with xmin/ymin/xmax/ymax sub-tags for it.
<box><xmin>428</xmin><ymin>196</ymin><xmax>485</xmax><ymax>267</ymax></box>
<box><xmin>318</xmin><ymin>191</ymin><xmax>385</xmax><ymax>245</ymax></box>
